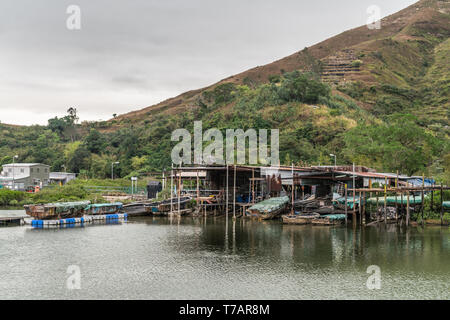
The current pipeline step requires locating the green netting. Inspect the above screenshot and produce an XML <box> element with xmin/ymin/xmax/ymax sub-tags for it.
<box><xmin>333</xmin><ymin>197</ymin><xmax>360</xmax><ymax>209</ymax></box>
<box><xmin>45</xmin><ymin>201</ymin><xmax>91</xmax><ymax>214</ymax></box>
<box><xmin>88</xmin><ymin>202</ymin><xmax>123</xmax><ymax>208</ymax></box>
<box><xmin>443</xmin><ymin>201</ymin><xmax>450</xmax><ymax>209</ymax></box>
<box><xmin>366</xmin><ymin>196</ymin><xmax>423</xmax><ymax>205</ymax></box>
<box><xmin>321</xmin><ymin>214</ymin><xmax>346</xmax><ymax>221</ymax></box>
<box><xmin>249</xmin><ymin>196</ymin><xmax>289</xmax><ymax>213</ymax></box>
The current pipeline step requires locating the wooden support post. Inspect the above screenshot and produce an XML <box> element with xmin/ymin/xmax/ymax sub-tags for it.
<box><xmin>178</xmin><ymin>166</ymin><xmax>181</xmax><ymax>215</ymax></box>
<box><xmin>431</xmin><ymin>187</ymin><xmax>434</xmax><ymax>212</ymax></box>
<box><xmin>384</xmin><ymin>177</ymin><xmax>387</xmax><ymax>224</ymax></box>
<box><xmin>226</xmin><ymin>165</ymin><xmax>229</xmax><ymax>216</ymax></box>
<box><xmin>352</xmin><ymin>163</ymin><xmax>356</xmax><ymax>220</ymax></box>
<box><xmin>252</xmin><ymin>168</ymin><xmax>255</xmax><ymax>204</ymax></box>
<box><xmin>406</xmin><ymin>191</ymin><xmax>410</xmax><ymax>227</ymax></box>
<box><xmin>291</xmin><ymin>163</ymin><xmax>294</xmax><ymax>215</ymax></box>
<box><xmin>196</xmin><ymin>170</ymin><xmax>200</xmax><ymax>202</ymax></box>
<box><xmin>233</xmin><ymin>165</ymin><xmax>236</xmax><ymax>218</ymax></box>
<box><xmin>170</xmin><ymin>164</ymin><xmax>174</xmax><ymax>213</ymax></box>
<box><xmin>441</xmin><ymin>183</ymin><xmax>444</xmax><ymax>226</ymax></box>
<box><xmin>395</xmin><ymin>171</ymin><xmax>399</xmax><ymax>222</ymax></box>
<box><xmin>376</xmin><ymin>193</ymin><xmax>379</xmax><ymax>221</ymax></box>
<box><xmin>363</xmin><ymin>191</ymin><xmax>366</xmax><ymax>224</ymax></box>
<box><xmin>358</xmin><ymin>191</ymin><xmax>362</xmax><ymax>225</ymax></box>
<box><xmin>400</xmin><ymin>191</ymin><xmax>404</xmax><ymax>225</ymax></box>
<box><xmin>421</xmin><ymin>173</ymin><xmax>425</xmax><ymax>226</ymax></box>
<box><xmin>344</xmin><ymin>184</ymin><xmax>348</xmax><ymax>224</ymax></box>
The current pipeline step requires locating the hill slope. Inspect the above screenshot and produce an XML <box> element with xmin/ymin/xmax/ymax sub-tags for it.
<box><xmin>112</xmin><ymin>0</ymin><xmax>449</xmax><ymax>126</ymax></box>
<box><xmin>1</xmin><ymin>0</ymin><xmax>449</xmax><ymax>181</ymax></box>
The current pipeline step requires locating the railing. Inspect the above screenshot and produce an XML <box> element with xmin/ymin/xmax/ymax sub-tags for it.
<box><xmin>83</xmin><ymin>186</ymin><xmax>146</xmax><ymax>194</ymax></box>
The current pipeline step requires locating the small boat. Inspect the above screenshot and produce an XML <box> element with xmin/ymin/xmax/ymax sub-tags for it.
<box><xmin>168</xmin><ymin>208</ymin><xmax>193</xmax><ymax>217</ymax></box>
<box><xmin>122</xmin><ymin>202</ymin><xmax>152</xmax><ymax>216</ymax></box>
<box><xmin>87</xmin><ymin>202</ymin><xmax>123</xmax><ymax>215</ymax></box>
<box><xmin>24</xmin><ymin>201</ymin><xmax>91</xmax><ymax>220</ymax></box>
<box><xmin>157</xmin><ymin>196</ymin><xmax>192</xmax><ymax>213</ymax></box>
<box><xmin>312</xmin><ymin>214</ymin><xmax>346</xmax><ymax>226</ymax></box>
<box><xmin>247</xmin><ymin>196</ymin><xmax>289</xmax><ymax>220</ymax></box>
<box><xmin>282</xmin><ymin>212</ymin><xmax>320</xmax><ymax>225</ymax></box>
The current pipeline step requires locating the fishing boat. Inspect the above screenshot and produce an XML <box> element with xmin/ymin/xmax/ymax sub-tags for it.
<box><xmin>247</xmin><ymin>196</ymin><xmax>289</xmax><ymax>220</ymax></box>
<box><xmin>282</xmin><ymin>212</ymin><xmax>320</xmax><ymax>225</ymax></box>
<box><xmin>87</xmin><ymin>202</ymin><xmax>123</xmax><ymax>215</ymax></box>
<box><xmin>122</xmin><ymin>202</ymin><xmax>153</xmax><ymax>216</ymax></box>
<box><xmin>24</xmin><ymin>201</ymin><xmax>91</xmax><ymax>220</ymax></box>
<box><xmin>311</xmin><ymin>214</ymin><xmax>346</xmax><ymax>226</ymax></box>
<box><xmin>157</xmin><ymin>196</ymin><xmax>192</xmax><ymax>213</ymax></box>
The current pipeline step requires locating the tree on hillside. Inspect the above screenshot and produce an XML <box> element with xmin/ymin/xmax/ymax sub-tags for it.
<box><xmin>84</xmin><ymin>129</ymin><xmax>105</xmax><ymax>154</ymax></box>
<box><xmin>342</xmin><ymin>114</ymin><xmax>443</xmax><ymax>175</ymax></box>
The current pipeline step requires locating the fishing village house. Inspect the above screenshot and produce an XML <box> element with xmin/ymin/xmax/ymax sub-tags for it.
<box><xmin>0</xmin><ymin>163</ymin><xmax>50</xmax><ymax>191</ymax></box>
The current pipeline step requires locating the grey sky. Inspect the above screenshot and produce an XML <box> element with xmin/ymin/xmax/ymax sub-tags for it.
<box><xmin>1</xmin><ymin>0</ymin><xmax>417</xmax><ymax>125</ymax></box>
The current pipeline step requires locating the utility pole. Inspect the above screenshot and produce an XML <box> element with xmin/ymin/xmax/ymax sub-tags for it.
<box><xmin>12</xmin><ymin>155</ymin><xmax>18</xmax><ymax>190</ymax></box>
<box><xmin>111</xmin><ymin>161</ymin><xmax>120</xmax><ymax>180</ymax></box>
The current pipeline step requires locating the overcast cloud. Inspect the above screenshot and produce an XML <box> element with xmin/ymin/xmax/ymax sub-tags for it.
<box><xmin>0</xmin><ymin>0</ymin><xmax>417</xmax><ymax>125</ymax></box>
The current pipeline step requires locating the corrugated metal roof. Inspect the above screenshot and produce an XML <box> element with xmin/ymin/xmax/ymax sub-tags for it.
<box><xmin>2</xmin><ymin>163</ymin><xmax>50</xmax><ymax>167</ymax></box>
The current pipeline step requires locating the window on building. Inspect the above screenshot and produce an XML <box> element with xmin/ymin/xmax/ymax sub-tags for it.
<box><xmin>30</xmin><ymin>168</ymin><xmax>33</xmax><ymax>173</ymax></box>
<box><xmin>36</xmin><ymin>168</ymin><xmax>40</xmax><ymax>173</ymax></box>
<box><xmin>20</xmin><ymin>168</ymin><xmax>24</xmax><ymax>173</ymax></box>
<box><xmin>8</xmin><ymin>168</ymin><xmax>12</xmax><ymax>172</ymax></box>
<box><xmin>45</xmin><ymin>168</ymin><xmax>48</xmax><ymax>173</ymax></box>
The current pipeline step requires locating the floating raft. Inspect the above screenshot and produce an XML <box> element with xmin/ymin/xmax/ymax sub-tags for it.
<box><xmin>366</xmin><ymin>196</ymin><xmax>423</xmax><ymax>205</ymax></box>
<box><xmin>24</xmin><ymin>201</ymin><xmax>91</xmax><ymax>220</ymax></box>
<box><xmin>26</xmin><ymin>213</ymin><xmax>128</xmax><ymax>227</ymax></box>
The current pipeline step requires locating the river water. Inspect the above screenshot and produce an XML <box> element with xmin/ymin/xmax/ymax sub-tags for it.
<box><xmin>0</xmin><ymin>211</ymin><xmax>449</xmax><ymax>299</ymax></box>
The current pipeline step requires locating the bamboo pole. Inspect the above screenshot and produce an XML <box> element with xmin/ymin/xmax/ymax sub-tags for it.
<box><xmin>363</xmin><ymin>191</ymin><xmax>366</xmax><ymax>224</ymax></box>
<box><xmin>359</xmin><ymin>191</ymin><xmax>362</xmax><ymax>225</ymax></box>
<box><xmin>441</xmin><ymin>183</ymin><xmax>444</xmax><ymax>226</ymax></box>
<box><xmin>170</xmin><ymin>164</ymin><xmax>174</xmax><ymax>213</ymax></box>
<box><xmin>344</xmin><ymin>184</ymin><xmax>348</xmax><ymax>224</ymax></box>
<box><xmin>226</xmin><ymin>165</ymin><xmax>229</xmax><ymax>215</ymax></box>
<box><xmin>406</xmin><ymin>192</ymin><xmax>410</xmax><ymax>227</ymax></box>
<box><xmin>196</xmin><ymin>170</ymin><xmax>200</xmax><ymax>201</ymax></box>
<box><xmin>421</xmin><ymin>173</ymin><xmax>425</xmax><ymax>226</ymax></box>
<box><xmin>395</xmin><ymin>171</ymin><xmax>399</xmax><ymax>222</ymax></box>
<box><xmin>291</xmin><ymin>163</ymin><xmax>294</xmax><ymax>215</ymax></box>
<box><xmin>352</xmin><ymin>163</ymin><xmax>356</xmax><ymax>220</ymax></box>
<box><xmin>178</xmin><ymin>165</ymin><xmax>181</xmax><ymax>215</ymax></box>
<box><xmin>401</xmin><ymin>191</ymin><xmax>403</xmax><ymax>225</ymax></box>
<box><xmin>233</xmin><ymin>165</ymin><xmax>236</xmax><ymax>218</ymax></box>
<box><xmin>384</xmin><ymin>177</ymin><xmax>387</xmax><ymax>224</ymax></box>
<box><xmin>252</xmin><ymin>168</ymin><xmax>255</xmax><ymax>204</ymax></box>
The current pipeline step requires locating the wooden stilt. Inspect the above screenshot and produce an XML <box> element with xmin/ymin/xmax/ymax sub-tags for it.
<box><xmin>170</xmin><ymin>164</ymin><xmax>174</xmax><ymax>213</ymax></box>
<box><xmin>358</xmin><ymin>191</ymin><xmax>362</xmax><ymax>225</ymax></box>
<box><xmin>421</xmin><ymin>173</ymin><xmax>425</xmax><ymax>226</ymax></box>
<box><xmin>226</xmin><ymin>165</ymin><xmax>229</xmax><ymax>216</ymax></box>
<box><xmin>441</xmin><ymin>183</ymin><xmax>444</xmax><ymax>226</ymax></box>
<box><xmin>384</xmin><ymin>177</ymin><xmax>387</xmax><ymax>224</ymax></box>
<box><xmin>395</xmin><ymin>171</ymin><xmax>399</xmax><ymax>222</ymax></box>
<box><xmin>406</xmin><ymin>192</ymin><xmax>410</xmax><ymax>227</ymax></box>
<box><xmin>344</xmin><ymin>184</ymin><xmax>348</xmax><ymax>224</ymax></box>
<box><xmin>233</xmin><ymin>165</ymin><xmax>236</xmax><ymax>218</ymax></box>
